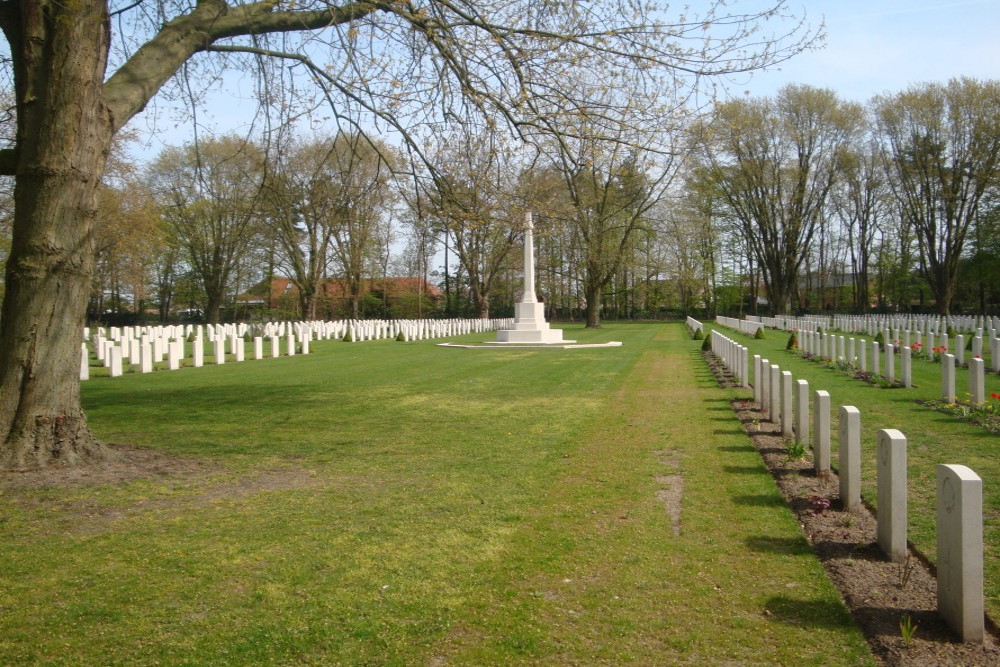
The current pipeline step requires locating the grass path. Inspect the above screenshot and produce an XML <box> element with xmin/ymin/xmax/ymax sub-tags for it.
<box><xmin>432</xmin><ymin>324</ymin><xmax>873</xmax><ymax>664</ymax></box>
<box><xmin>0</xmin><ymin>323</ymin><xmax>873</xmax><ymax>664</ymax></box>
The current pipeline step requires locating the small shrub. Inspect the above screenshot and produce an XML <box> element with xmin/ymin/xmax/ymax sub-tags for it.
<box><xmin>807</xmin><ymin>495</ymin><xmax>831</xmax><ymax>514</ymax></box>
<box><xmin>343</xmin><ymin>331</ymin><xmax>353</xmax><ymax>342</ymax></box>
<box><xmin>899</xmin><ymin>613</ymin><xmax>918</xmax><ymax>645</ymax></box>
<box><xmin>701</xmin><ymin>335</ymin><xmax>711</xmax><ymax>351</ymax></box>
<box><xmin>692</xmin><ymin>329</ymin><xmax>704</xmax><ymax>340</ymax></box>
<box><xmin>946</xmin><ymin>325</ymin><xmax>957</xmax><ymax>338</ymax></box>
<box><xmin>786</xmin><ymin>440</ymin><xmax>807</xmax><ymax>460</ymax></box>
<box><xmin>754</xmin><ymin>327</ymin><xmax>766</xmax><ymax>339</ymax></box>
<box><xmin>966</xmin><ymin>336</ymin><xmax>974</xmax><ymax>350</ymax></box>
<box><xmin>873</xmin><ymin>330</ymin><xmax>884</xmax><ymax>346</ymax></box>
<box><xmin>785</xmin><ymin>331</ymin><xmax>798</xmax><ymax>351</ymax></box>
<box><xmin>396</xmin><ymin>331</ymin><xmax>406</xmax><ymax>342</ymax></box>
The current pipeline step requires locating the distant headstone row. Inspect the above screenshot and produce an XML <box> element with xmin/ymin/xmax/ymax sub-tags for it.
<box><xmin>747</xmin><ymin>313</ymin><xmax>1000</xmax><ymax>337</ymax></box>
<box><xmin>684</xmin><ymin>316</ymin><xmax>704</xmax><ymax>337</ymax></box>
<box><xmin>81</xmin><ymin>317</ymin><xmax>514</xmax><ymax>380</ymax></box>
<box><xmin>715</xmin><ymin>314</ymin><xmax>999</xmax><ymax>408</ymax></box>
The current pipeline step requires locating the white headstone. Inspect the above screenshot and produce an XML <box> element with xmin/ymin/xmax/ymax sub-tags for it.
<box><xmin>80</xmin><ymin>343</ymin><xmax>90</xmax><ymax>381</ymax></box>
<box><xmin>780</xmin><ymin>371</ymin><xmax>793</xmax><ymax>438</ymax></box>
<box><xmin>839</xmin><ymin>406</ymin><xmax>861</xmax><ymax>511</ymax></box>
<box><xmin>140</xmin><ymin>342</ymin><xmax>153</xmax><ymax>373</ymax></box>
<box><xmin>753</xmin><ymin>355</ymin><xmax>762</xmax><ymax>404</ymax></box>
<box><xmin>877</xmin><ymin>429</ymin><xmax>907</xmax><ymax>562</ymax></box>
<box><xmin>769</xmin><ymin>364</ymin><xmax>781</xmax><ymax>425</ymax></box>
<box><xmin>795</xmin><ymin>379</ymin><xmax>809</xmax><ymax>446</ymax></box>
<box><xmin>969</xmin><ymin>357</ymin><xmax>985</xmax><ymax>405</ymax></box>
<box><xmin>813</xmin><ymin>390</ymin><xmax>830</xmax><ymax>477</ymax></box>
<box><xmin>110</xmin><ymin>346</ymin><xmax>123</xmax><ymax>377</ymax></box>
<box><xmin>936</xmin><ymin>464</ymin><xmax>984</xmax><ymax>643</ymax></box>
<box><xmin>942</xmin><ymin>353</ymin><xmax>956</xmax><ymax>403</ymax></box>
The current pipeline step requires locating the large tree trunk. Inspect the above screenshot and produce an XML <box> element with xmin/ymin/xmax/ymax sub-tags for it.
<box><xmin>350</xmin><ymin>285</ymin><xmax>361</xmax><ymax>319</ymax></box>
<box><xmin>930</xmin><ymin>276</ymin><xmax>955</xmax><ymax>316</ymax></box>
<box><xmin>584</xmin><ymin>283</ymin><xmax>602</xmax><ymax>328</ymax></box>
<box><xmin>476</xmin><ymin>293</ymin><xmax>489</xmax><ymax>319</ymax></box>
<box><xmin>0</xmin><ymin>0</ymin><xmax>112</xmax><ymax>469</ymax></box>
<box><xmin>299</xmin><ymin>283</ymin><xmax>318</xmax><ymax>321</ymax></box>
<box><xmin>204</xmin><ymin>287</ymin><xmax>224</xmax><ymax>325</ymax></box>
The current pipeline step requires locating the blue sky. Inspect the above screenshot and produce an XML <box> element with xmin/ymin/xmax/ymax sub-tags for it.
<box><xmin>729</xmin><ymin>0</ymin><xmax>1000</xmax><ymax>101</ymax></box>
<box><xmin>127</xmin><ymin>0</ymin><xmax>1000</xmax><ymax>159</ymax></box>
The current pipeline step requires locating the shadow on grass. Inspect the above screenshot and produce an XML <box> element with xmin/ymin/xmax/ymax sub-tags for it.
<box><xmin>764</xmin><ymin>596</ymin><xmax>857</xmax><ymax>629</ymax></box>
<box><xmin>731</xmin><ymin>494</ymin><xmax>787</xmax><ymax>508</ymax></box>
<box><xmin>721</xmin><ymin>465</ymin><xmax>769</xmax><ymax>475</ymax></box>
<box><xmin>85</xmin><ymin>382</ymin><xmax>325</xmax><ymax>414</ymax></box>
<box><xmin>810</xmin><ymin>540</ymin><xmax>887</xmax><ymax>562</ymax></box>
<box><xmin>717</xmin><ymin>445</ymin><xmax>752</xmax><ymax>453</ymax></box>
<box><xmin>744</xmin><ymin>535</ymin><xmax>813</xmax><ymax>556</ymax></box>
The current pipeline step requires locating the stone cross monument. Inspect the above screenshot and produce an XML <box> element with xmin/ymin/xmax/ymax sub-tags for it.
<box><xmin>495</xmin><ymin>212</ymin><xmax>572</xmax><ymax>344</ymax></box>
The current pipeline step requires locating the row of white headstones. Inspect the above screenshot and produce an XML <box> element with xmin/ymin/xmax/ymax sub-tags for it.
<box><xmin>794</xmin><ymin>328</ymin><xmax>995</xmax><ymax>404</ymax></box>
<box><xmin>80</xmin><ymin>317</ymin><xmax>515</xmax><ymax>380</ymax></box>
<box><xmin>706</xmin><ymin>324</ymin><xmax>985</xmax><ymax>643</ymax></box>
<box><xmin>717</xmin><ymin>314</ymin><xmax>1000</xmax><ymax>403</ymax></box>
<box><xmin>753</xmin><ymin>313</ymin><xmax>1000</xmax><ymax>338</ymax></box>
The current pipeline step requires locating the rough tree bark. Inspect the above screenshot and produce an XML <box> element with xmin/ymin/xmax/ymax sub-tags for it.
<box><xmin>0</xmin><ymin>0</ymin><xmax>378</xmax><ymax>469</ymax></box>
<box><xmin>0</xmin><ymin>0</ymin><xmax>112</xmax><ymax>468</ymax></box>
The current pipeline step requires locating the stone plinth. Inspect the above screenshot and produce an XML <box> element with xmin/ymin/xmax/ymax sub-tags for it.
<box><xmin>495</xmin><ymin>301</ymin><xmax>573</xmax><ymax>344</ymax></box>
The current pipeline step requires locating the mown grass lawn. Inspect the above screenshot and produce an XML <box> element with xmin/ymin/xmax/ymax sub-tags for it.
<box><xmin>0</xmin><ymin>323</ymin><xmax>873</xmax><ymax>664</ymax></box>
<box><xmin>710</xmin><ymin>322</ymin><xmax>1000</xmax><ymax>621</ymax></box>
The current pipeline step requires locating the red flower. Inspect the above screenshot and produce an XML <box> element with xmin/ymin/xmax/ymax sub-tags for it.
<box><xmin>992</xmin><ymin>392</ymin><xmax>1000</xmax><ymax>401</ymax></box>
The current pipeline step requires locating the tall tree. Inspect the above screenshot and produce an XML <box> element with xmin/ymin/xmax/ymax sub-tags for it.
<box><xmin>264</xmin><ymin>133</ymin><xmax>396</xmax><ymax>320</ymax></box>
<box><xmin>698</xmin><ymin>84</ymin><xmax>862</xmax><ymax>314</ymax></box>
<box><xmin>421</xmin><ymin>128</ymin><xmax>522</xmax><ymax>318</ymax></box>
<box><xmin>832</xmin><ymin>134</ymin><xmax>887</xmax><ymax>313</ymax></box>
<box><xmin>874</xmin><ymin>78</ymin><xmax>1000</xmax><ymax>315</ymax></box>
<box><xmin>556</xmin><ymin>143</ymin><xmax>669</xmax><ymax>328</ymax></box>
<box><xmin>90</xmin><ymin>181</ymin><xmax>164</xmax><ymax>321</ymax></box>
<box><xmin>149</xmin><ymin>136</ymin><xmax>267</xmax><ymax>324</ymax></box>
<box><xmin>0</xmin><ymin>0</ymin><xmax>815</xmax><ymax>468</ymax></box>
<box><xmin>325</xmin><ymin>134</ymin><xmax>398</xmax><ymax>319</ymax></box>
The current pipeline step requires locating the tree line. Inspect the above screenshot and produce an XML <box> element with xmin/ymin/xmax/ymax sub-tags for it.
<box><xmin>689</xmin><ymin>78</ymin><xmax>1000</xmax><ymax>318</ymax></box>
<box><xmin>77</xmin><ymin>119</ymin><xmax>677</xmax><ymax>329</ymax></box>
<box><xmin>62</xmin><ymin>77</ymin><xmax>1000</xmax><ymax>338</ymax></box>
